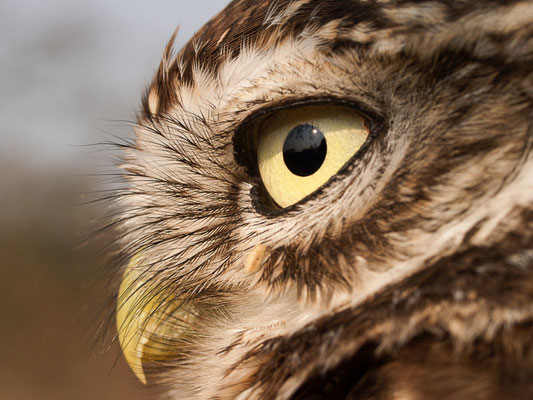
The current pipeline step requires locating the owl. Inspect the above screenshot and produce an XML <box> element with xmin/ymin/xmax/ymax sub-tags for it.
<box><xmin>111</xmin><ymin>0</ymin><xmax>533</xmax><ymax>399</ymax></box>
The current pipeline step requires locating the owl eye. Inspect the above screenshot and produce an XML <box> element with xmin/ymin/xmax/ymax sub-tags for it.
<box><xmin>254</xmin><ymin>104</ymin><xmax>370</xmax><ymax>208</ymax></box>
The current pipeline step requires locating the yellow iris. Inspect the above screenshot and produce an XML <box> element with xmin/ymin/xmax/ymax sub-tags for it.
<box><xmin>257</xmin><ymin>104</ymin><xmax>369</xmax><ymax>208</ymax></box>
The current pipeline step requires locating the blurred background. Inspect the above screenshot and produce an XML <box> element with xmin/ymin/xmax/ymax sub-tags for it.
<box><xmin>0</xmin><ymin>1</ymin><xmax>228</xmax><ymax>398</ymax></box>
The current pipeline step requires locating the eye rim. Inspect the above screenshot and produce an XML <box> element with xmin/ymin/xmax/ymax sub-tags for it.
<box><xmin>233</xmin><ymin>96</ymin><xmax>387</xmax><ymax>217</ymax></box>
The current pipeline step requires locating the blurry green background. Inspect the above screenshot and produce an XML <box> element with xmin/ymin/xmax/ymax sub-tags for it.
<box><xmin>0</xmin><ymin>1</ymin><xmax>227</xmax><ymax>398</ymax></box>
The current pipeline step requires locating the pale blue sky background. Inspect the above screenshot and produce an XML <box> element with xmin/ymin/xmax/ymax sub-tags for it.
<box><xmin>0</xmin><ymin>0</ymin><xmax>229</xmax><ymax>169</ymax></box>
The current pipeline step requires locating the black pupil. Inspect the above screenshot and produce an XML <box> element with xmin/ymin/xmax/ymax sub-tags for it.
<box><xmin>283</xmin><ymin>124</ymin><xmax>327</xmax><ymax>177</ymax></box>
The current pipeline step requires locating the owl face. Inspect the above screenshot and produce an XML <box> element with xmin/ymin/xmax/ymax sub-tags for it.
<box><xmin>114</xmin><ymin>1</ymin><xmax>533</xmax><ymax>399</ymax></box>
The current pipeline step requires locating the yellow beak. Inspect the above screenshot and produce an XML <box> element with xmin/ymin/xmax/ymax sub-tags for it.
<box><xmin>116</xmin><ymin>253</ymin><xmax>186</xmax><ymax>384</ymax></box>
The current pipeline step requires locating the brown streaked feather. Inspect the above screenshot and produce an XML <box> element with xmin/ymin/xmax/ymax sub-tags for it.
<box><xmin>109</xmin><ymin>0</ymin><xmax>533</xmax><ymax>398</ymax></box>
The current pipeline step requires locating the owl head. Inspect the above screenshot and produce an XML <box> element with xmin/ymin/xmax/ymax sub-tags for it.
<box><xmin>112</xmin><ymin>1</ymin><xmax>533</xmax><ymax>398</ymax></box>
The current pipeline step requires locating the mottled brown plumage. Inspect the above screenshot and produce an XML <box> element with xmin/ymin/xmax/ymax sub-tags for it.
<box><xmin>112</xmin><ymin>0</ymin><xmax>533</xmax><ymax>398</ymax></box>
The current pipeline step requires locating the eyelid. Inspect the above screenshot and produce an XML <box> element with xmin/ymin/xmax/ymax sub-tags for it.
<box><xmin>233</xmin><ymin>97</ymin><xmax>385</xmax><ymax>214</ymax></box>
